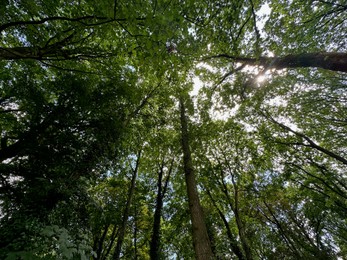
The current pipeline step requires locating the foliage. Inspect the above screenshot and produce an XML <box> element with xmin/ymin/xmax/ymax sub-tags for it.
<box><xmin>1</xmin><ymin>0</ymin><xmax>347</xmax><ymax>259</ymax></box>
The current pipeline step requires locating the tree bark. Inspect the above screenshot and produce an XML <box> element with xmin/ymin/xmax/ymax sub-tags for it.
<box><xmin>209</xmin><ymin>52</ymin><xmax>347</xmax><ymax>73</ymax></box>
<box><xmin>179</xmin><ymin>96</ymin><xmax>214</xmax><ymax>260</ymax></box>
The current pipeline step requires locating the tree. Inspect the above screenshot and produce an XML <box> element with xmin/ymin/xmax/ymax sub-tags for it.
<box><xmin>1</xmin><ymin>0</ymin><xmax>347</xmax><ymax>259</ymax></box>
<box><xmin>179</xmin><ymin>95</ymin><xmax>214</xmax><ymax>259</ymax></box>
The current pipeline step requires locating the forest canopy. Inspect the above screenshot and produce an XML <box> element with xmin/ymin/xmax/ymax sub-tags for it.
<box><xmin>0</xmin><ymin>0</ymin><xmax>347</xmax><ymax>259</ymax></box>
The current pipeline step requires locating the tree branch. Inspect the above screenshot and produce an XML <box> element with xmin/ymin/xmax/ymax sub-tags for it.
<box><xmin>0</xmin><ymin>15</ymin><xmax>148</xmax><ymax>33</ymax></box>
<box><xmin>265</xmin><ymin>113</ymin><xmax>347</xmax><ymax>165</ymax></box>
<box><xmin>204</xmin><ymin>52</ymin><xmax>347</xmax><ymax>73</ymax></box>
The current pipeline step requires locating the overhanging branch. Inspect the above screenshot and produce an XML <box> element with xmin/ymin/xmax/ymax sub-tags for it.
<box><xmin>204</xmin><ymin>52</ymin><xmax>347</xmax><ymax>73</ymax></box>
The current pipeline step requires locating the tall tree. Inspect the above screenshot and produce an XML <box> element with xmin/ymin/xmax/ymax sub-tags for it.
<box><xmin>179</xmin><ymin>95</ymin><xmax>214</xmax><ymax>260</ymax></box>
<box><xmin>1</xmin><ymin>0</ymin><xmax>347</xmax><ymax>258</ymax></box>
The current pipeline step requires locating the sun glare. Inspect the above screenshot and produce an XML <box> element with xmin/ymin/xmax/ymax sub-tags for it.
<box><xmin>256</xmin><ymin>75</ymin><xmax>266</xmax><ymax>83</ymax></box>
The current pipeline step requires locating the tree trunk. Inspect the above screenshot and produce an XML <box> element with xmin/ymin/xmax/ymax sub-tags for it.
<box><xmin>112</xmin><ymin>150</ymin><xmax>141</xmax><ymax>260</ymax></box>
<box><xmin>218</xmin><ymin>165</ymin><xmax>253</xmax><ymax>260</ymax></box>
<box><xmin>149</xmin><ymin>165</ymin><xmax>164</xmax><ymax>260</ymax></box>
<box><xmin>93</xmin><ymin>224</ymin><xmax>110</xmax><ymax>260</ymax></box>
<box><xmin>233</xmin><ymin>187</ymin><xmax>253</xmax><ymax>260</ymax></box>
<box><xmin>133</xmin><ymin>202</ymin><xmax>138</xmax><ymax>260</ymax></box>
<box><xmin>150</xmin><ymin>159</ymin><xmax>172</xmax><ymax>260</ymax></box>
<box><xmin>210</xmin><ymin>52</ymin><xmax>347</xmax><ymax>73</ymax></box>
<box><xmin>179</xmin><ymin>96</ymin><xmax>214</xmax><ymax>260</ymax></box>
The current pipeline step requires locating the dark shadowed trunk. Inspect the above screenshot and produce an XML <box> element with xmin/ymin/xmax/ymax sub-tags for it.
<box><xmin>150</xmin><ymin>159</ymin><xmax>173</xmax><ymax>260</ymax></box>
<box><xmin>101</xmin><ymin>226</ymin><xmax>119</xmax><ymax>260</ymax></box>
<box><xmin>93</xmin><ymin>224</ymin><xmax>110</xmax><ymax>260</ymax></box>
<box><xmin>179</xmin><ymin>96</ymin><xmax>214</xmax><ymax>260</ymax></box>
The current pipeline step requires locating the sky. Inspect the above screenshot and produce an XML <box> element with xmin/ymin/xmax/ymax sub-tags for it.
<box><xmin>190</xmin><ymin>3</ymin><xmax>272</xmax><ymax>120</ymax></box>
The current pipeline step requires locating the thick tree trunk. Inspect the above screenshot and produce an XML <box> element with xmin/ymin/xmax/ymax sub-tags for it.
<box><xmin>112</xmin><ymin>150</ymin><xmax>141</xmax><ymax>260</ymax></box>
<box><xmin>211</xmin><ymin>52</ymin><xmax>347</xmax><ymax>73</ymax></box>
<box><xmin>263</xmin><ymin>52</ymin><xmax>347</xmax><ymax>73</ymax></box>
<box><xmin>179</xmin><ymin>96</ymin><xmax>214</xmax><ymax>260</ymax></box>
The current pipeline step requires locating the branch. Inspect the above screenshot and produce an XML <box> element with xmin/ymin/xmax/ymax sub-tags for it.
<box><xmin>212</xmin><ymin>63</ymin><xmax>246</xmax><ymax>92</ymax></box>
<box><xmin>0</xmin><ymin>45</ymin><xmax>116</xmax><ymax>60</ymax></box>
<box><xmin>0</xmin><ymin>15</ymin><xmax>148</xmax><ymax>33</ymax></box>
<box><xmin>265</xmin><ymin>112</ymin><xmax>347</xmax><ymax>165</ymax></box>
<box><xmin>114</xmin><ymin>0</ymin><xmax>118</xmax><ymax>19</ymax></box>
<box><xmin>289</xmin><ymin>162</ymin><xmax>347</xmax><ymax>199</ymax></box>
<box><xmin>39</xmin><ymin>60</ymin><xmax>99</xmax><ymax>74</ymax></box>
<box><xmin>249</xmin><ymin>0</ymin><xmax>261</xmax><ymax>55</ymax></box>
<box><xmin>234</xmin><ymin>14</ymin><xmax>252</xmax><ymax>49</ymax></box>
<box><xmin>316</xmin><ymin>0</ymin><xmax>347</xmax><ymax>8</ymax></box>
<box><xmin>204</xmin><ymin>52</ymin><xmax>347</xmax><ymax>73</ymax></box>
<box><xmin>0</xmin><ymin>16</ymin><xmax>109</xmax><ymax>33</ymax></box>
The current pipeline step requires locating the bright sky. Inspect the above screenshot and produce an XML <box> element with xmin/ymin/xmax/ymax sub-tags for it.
<box><xmin>190</xmin><ymin>3</ymin><xmax>273</xmax><ymax>120</ymax></box>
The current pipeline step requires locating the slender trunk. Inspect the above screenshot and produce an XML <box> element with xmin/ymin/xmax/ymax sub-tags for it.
<box><xmin>210</xmin><ymin>52</ymin><xmax>347</xmax><ymax>73</ymax></box>
<box><xmin>263</xmin><ymin>201</ymin><xmax>302</xmax><ymax>257</ymax></box>
<box><xmin>149</xmin><ymin>166</ymin><xmax>164</xmax><ymax>260</ymax></box>
<box><xmin>102</xmin><ymin>226</ymin><xmax>119</xmax><ymax>260</ymax></box>
<box><xmin>113</xmin><ymin>150</ymin><xmax>141</xmax><ymax>260</ymax></box>
<box><xmin>233</xmin><ymin>186</ymin><xmax>253</xmax><ymax>260</ymax></box>
<box><xmin>134</xmin><ymin>202</ymin><xmax>138</xmax><ymax>260</ymax></box>
<box><xmin>149</xmin><ymin>158</ymin><xmax>172</xmax><ymax>259</ymax></box>
<box><xmin>206</xmin><ymin>188</ymin><xmax>245</xmax><ymax>260</ymax></box>
<box><xmin>93</xmin><ymin>224</ymin><xmax>110</xmax><ymax>260</ymax></box>
<box><xmin>218</xmin><ymin>166</ymin><xmax>253</xmax><ymax>260</ymax></box>
<box><xmin>179</xmin><ymin>96</ymin><xmax>214</xmax><ymax>260</ymax></box>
